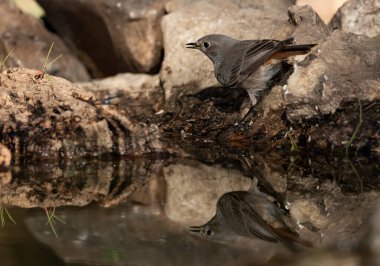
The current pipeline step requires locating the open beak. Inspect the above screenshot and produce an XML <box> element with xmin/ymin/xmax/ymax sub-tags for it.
<box><xmin>185</xmin><ymin>42</ymin><xmax>200</xmax><ymax>49</ymax></box>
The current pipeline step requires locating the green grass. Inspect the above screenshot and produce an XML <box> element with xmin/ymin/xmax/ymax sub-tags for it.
<box><xmin>45</xmin><ymin>207</ymin><xmax>65</xmax><ymax>238</ymax></box>
<box><xmin>0</xmin><ymin>49</ymin><xmax>12</xmax><ymax>71</ymax></box>
<box><xmin>0</xmin><ymin>49</ymin><xmax>12</xmax><ymax>86</ymax></box>
<box><xmin>0</xmin><ymin>207</ymin><xmax>16</xmax><ymax>227</ymax></box>
<box><xmin>345</xmin><ymin>98</ymin><xmax>363</xmax><ymax>156</ymax></box>
<box><xmin>288</xmin><ymin>133</ymin><xmax>298</xmax><ymax>153</ymax></box>
<box><xmin>43</xmin><ymin>42</ymin><xmax>63</xmax><ymax>73</ymax></box>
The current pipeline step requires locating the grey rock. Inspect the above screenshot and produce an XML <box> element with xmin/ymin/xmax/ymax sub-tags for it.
<box><xmin>288</xmin><ymin>5</ymin><xmax>331</xmax><ymax>43</ymax></box>
<box><xmin>0</xmin><ymin>0</ymin><xmax>90</xmax><ymax>82</ymax></box>
<box><xmin>160</xmin><ymin>0</ymin><xmax>295</xmax><ymax>106</ymax></box>
<box><xmin>165</xmin><ymin>0</ymin><xmax>296</xmax><ymax>13</ymax></box>
<box><xmin>37</xmin><ymin>0</ymin><xmax>167</xmax><ymax>77</ymax></box>
<box><xmin>285</xmin><ymin>6</ymin><xmax>380</xmax><ymax>121</ymax></box>
<box><xmin>330</xmin><ymin>0</ymin><xmax>380</xmax><ymax>38</ymax></box>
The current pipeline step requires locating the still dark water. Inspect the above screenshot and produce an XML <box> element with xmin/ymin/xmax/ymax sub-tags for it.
<box><xmin>0</xmin><ymin>154</ymin><xmax>379</xmax><ymax>266</ymax></box>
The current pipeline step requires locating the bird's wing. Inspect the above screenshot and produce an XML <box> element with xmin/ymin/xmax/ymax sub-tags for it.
<box><xmin>215</xmin><ymin>43</ymin><xmax>248</xmax><ymax>87</ymax></box>
<box><xmin>219</xmin><ymin>193</ymin><xmax>278</xmax><ymax>242</ymax></box>
<box><xmin>225</xmin><ymin>40</ymin><xmax>285</xmax><ymax>86</ymax></box>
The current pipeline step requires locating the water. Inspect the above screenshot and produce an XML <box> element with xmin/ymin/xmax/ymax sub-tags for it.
<box><xmin>0</xmin><ymin>153</ymin><xmax>379</xmax><ymax>266</ymax></box>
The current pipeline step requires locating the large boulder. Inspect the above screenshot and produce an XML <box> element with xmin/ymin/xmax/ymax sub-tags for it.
<box><xmin>37</xmin><ymin>0</ymin><xmax>168</xmax><ymax>77</ymax></box>
<box><xmin>0</xmin><ymin>68</ymin><xmax>165</xmax><ymax>160</ymax></box>
<box><xmin>329</xmin><ymin>0</ymin><xmax>380</xmax><ymax>38</ymax></box>
<box><xmin>160</xmin><ymin>0</ymin><xmax>295</xmax><ymax>106</ymax></box>
<box><xmin>285</xmin><ymin>6</ymin><xmax>380</xmax><ymax>121</ymax></box>
<box><xmin>0</xmin><ymin>68</ymin><xmax>111</xmax><ymax>159</ymax></box>
<box><xmin>0</xmin><ymin>0</ymin><xmax>90</xmax><ymax>82</ymax></box>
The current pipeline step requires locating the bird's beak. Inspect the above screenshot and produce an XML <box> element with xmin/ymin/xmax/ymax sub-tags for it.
<box><xmin>188</xmin><ymin>226</ymin><xmax>202</xmax><ymax>233</ymax></box>
<box><xmin>185</xmin><ymin>42</ymin><xmax>200</xmax><ymax>49</ymax></box>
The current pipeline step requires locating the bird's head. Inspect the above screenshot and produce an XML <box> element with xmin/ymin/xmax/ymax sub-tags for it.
<box><xmin>186</xmin><ymin>34</ymin><xmax>237</xmax><ymax>63</ymax></box>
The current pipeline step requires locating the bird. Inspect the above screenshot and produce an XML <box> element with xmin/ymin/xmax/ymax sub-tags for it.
<box><xmin>186</xmin><ymin>34</ymin><xmax>316</xmax><ymax>107</ymax></box>
<box><xmin>189</xmin><ymin>178</ymin><xmax>312</xmax><ymax>249</ymax></box>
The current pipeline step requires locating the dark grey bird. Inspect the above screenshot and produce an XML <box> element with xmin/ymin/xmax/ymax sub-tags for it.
<box><xmin>189</xmin><ymin>179</ymin><xmax>312</xmax><ymax>249</ymax></box>
<box><xmin>186</xmin><ymin>34</ymin><xmax>316</xmax><ymax>106</ymax></box>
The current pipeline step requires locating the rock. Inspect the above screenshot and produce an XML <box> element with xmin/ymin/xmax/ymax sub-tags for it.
<box><xmin>295</xmin><ymin>0</ymin><xmax>348</xmax><ymax>23</ymax></box>
<box><xmin>0</xmin><ymin>68</ymin><xmax>112</xmax><ymax>159</ymax></box>
<box><xmin>329</xmin><ymin>0</ymin><xmax>380</xmax><ymax>38</ymax></box>
<box><xmin>0</xmin><ymin>0</ymin><xmax>90</xmax><ymax>82</ymax></box>
<box><xmin>37</xmin><ymin>0</ymin><xmax>167</xmax><ymax>77</ymax></box>
<box><xmin>285</xmin><ymin>6</ymin><xmax>380</xmax><ymax>121</ymax></box>
<box><xmin>287</xmin><ymin>5</ymin><xmax>331</xmax><ymax>43</ymax></box>
<box><xmin>77</xmin><ymin>73</ymin><xmax>164</xmax><ymax>116</ymax></box>
<box><xmin>165</xmin><ymin>0</ymin><xmax>296</xmax><ymax>13</ymax></box>
<box><xmin>0</xmin><ymin>68</ymin><xmax>167</xmax><ymax>159</ymax></box>
<box><xmin>163</xmin><ymin>161</ymin><xmax>252</xmax><ymax>225</ymax></box>
<box><xmin>160</xmin><ymin>0</ymin><xmax>295</xmax><ymax>106</ymax></box>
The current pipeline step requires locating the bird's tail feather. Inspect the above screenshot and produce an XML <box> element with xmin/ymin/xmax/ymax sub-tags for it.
<box><xmin>281</xmin><ymin>43</ymin><xmax>317</xmax><ymax>53</ymax></box>
<box><xmin>268</xmin><ymin>43</ymin><xmax>317</xmax><ymax>60</ymax></box>
<box><xmin>271</xmin><ymin>226</ymin><xmax>313</xmax><ymax>248</ymax></box>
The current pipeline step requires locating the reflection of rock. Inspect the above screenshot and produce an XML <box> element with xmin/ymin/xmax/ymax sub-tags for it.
<box><xmin>290</xmin><ymin>199</ymin><xmax>329</xmax><ymax>229</ymax></box>
<box><xmin>285</xmin><ymin>251</ymin><xmax>358</xmax><ymax>266</ymax></box>
<box><xmin>0</xmin><ymin>144</ymin><xmax>12</xmax><ymax>187</ymax></box>
<box><xmin>163</xmin><ymin>161</ymin><xmax>252</xmax><ymax>225</ymax></box>
<box><xmin>160</xmin><ymin>0</ymin><xmax>294</xmax><ymax>105</ymax></box>
<box><xmin>37</xmin><ymin>0</ymin><xmax>167</xmax><ymax>77</ymax></box>
<box><xmin>360</xmin><ymin>200</ymin><xmax>380</xmax><ymax>266</ymax></box>
<box><xmin>0</xmin><ymin>159</ymin><xmax>113</xmax><ymax>208</ymax></box>
<box><xmin>0</xmin><ymin>158</ymin><xmax>164</xmax><ymax>208</ymax></box>
<box><xmin>288</xmin><ymin>178</ymin><xmax>378</xmax><ymax>248</ymax></box>
<box><xmin>330</xmin><ymin>0</ymin><xmax>380</xmax><ymax>38</ymax></box>
<box><xmin>0</xmin><ymin>0</ymin><xmax>90</xmax><ymax>82</ymax></box>
<box><xmin>25</xmin><ymin>203</ymin><xmax>267</xmax><ymax>266</ymax></box>
<box><xmin>77</xmin><ymin>73</ymin><xmax>164</xmax><ymax>116</ymax></box>
<box><xmin>0</xmin><ymin>144</ymin><xmax>11</xmax><ymax>168</ymax></box>
<box><xmin>285</xmin><ymin>6</ymin><xmax>380</xmax><ymax>121</ymax></box>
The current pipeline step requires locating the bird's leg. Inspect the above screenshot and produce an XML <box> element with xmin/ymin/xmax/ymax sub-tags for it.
<box><xmin>240</xmin><ymin>106</ymin><xmax>254</xmax><ymax>122</ymax></box>
<box><xmin>240</xmin><ymin>92</ymin><xmax>257</xmax><ymax>122</ymax></box>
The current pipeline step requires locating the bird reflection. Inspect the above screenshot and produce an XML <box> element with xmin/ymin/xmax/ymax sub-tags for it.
<box><xmin>189</xmin><ymin>179</ymin><xmax>312</xmax><ymax>249</ymax></box>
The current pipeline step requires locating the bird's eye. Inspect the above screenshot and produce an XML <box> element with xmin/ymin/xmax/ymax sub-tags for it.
<box><xmin>206</xmin><ymin>229</ymin><xmax>214</xmax><ymax>236</ymax></box>
<box><xmin>203</xmin><ymin>42</ymin><xmax>210</xmax><ymax>49</ymax></box>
